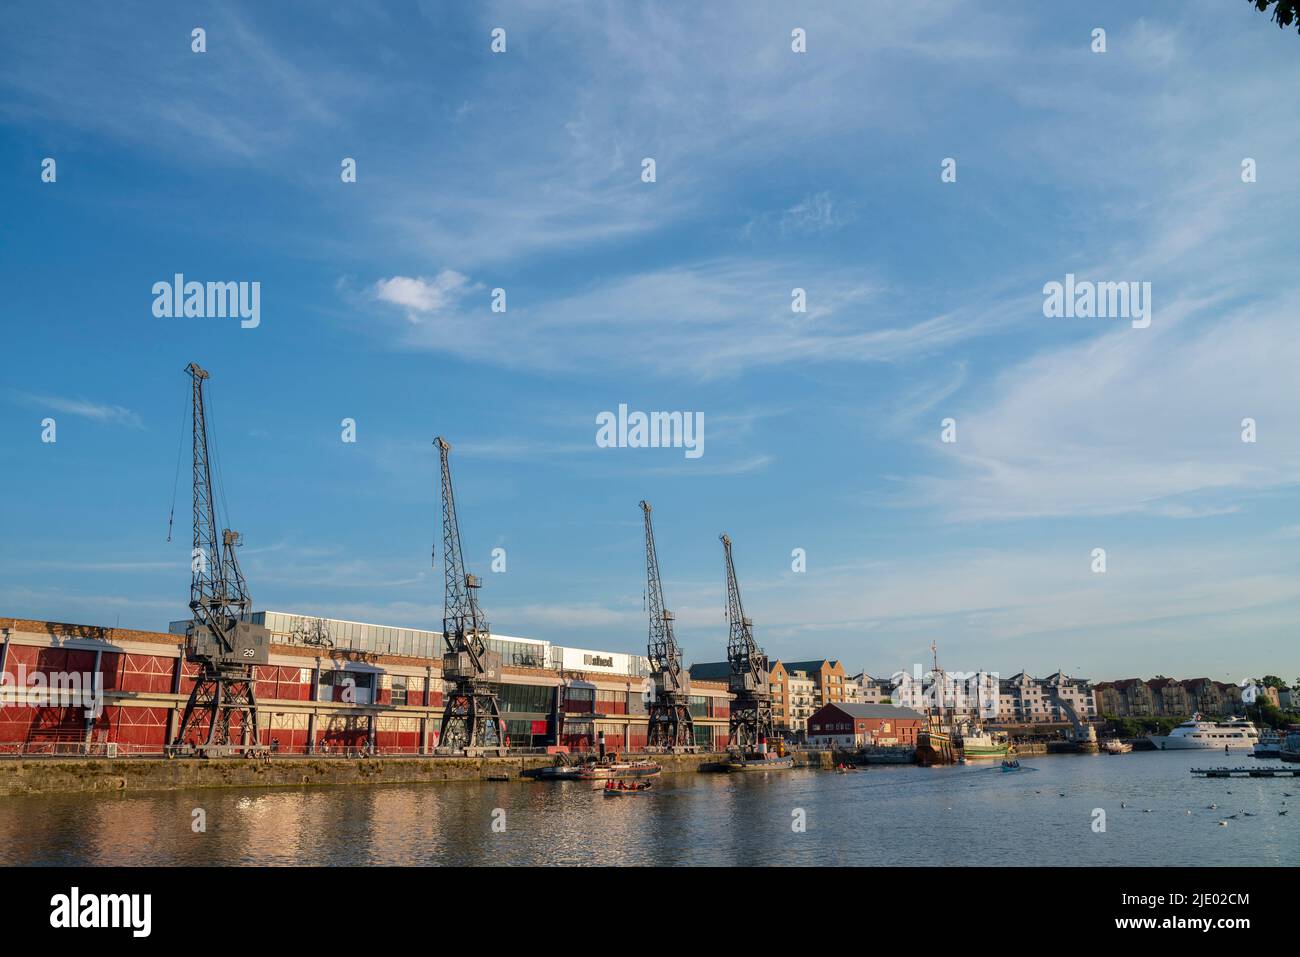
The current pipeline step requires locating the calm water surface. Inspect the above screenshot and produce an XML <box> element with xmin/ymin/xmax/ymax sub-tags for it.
<box><xmin>1</xmin><ymin>750</ymin><xmax>1294</xmax><ymax>866</ymax></box>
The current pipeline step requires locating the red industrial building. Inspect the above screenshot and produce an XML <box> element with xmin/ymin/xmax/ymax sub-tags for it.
<box><xmin>0</xmin><ymin>617</ymin><xmax>731</xmax><ymax>755</ymax></box>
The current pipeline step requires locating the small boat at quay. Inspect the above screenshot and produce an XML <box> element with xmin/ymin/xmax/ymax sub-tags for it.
<box><xmin>1281</xmin><ymin>732</ymin><xmax>1300</xmax><ymax>764</ymax></box>
<box><xmin>1102</xmin><ymin>739</ymin><xmax>1133</xmax><ymax>754</ymax></box>
<box><xmin>957</xmin><ymin>729</ymin><xmax>1010</xmax><ymax>760</ymax></box>
<box><xmin>539</xmin><ymin>754</ymin><xmax>662</xmax><ymax>781</ymax></box>
<box><xmin>1253</xmin><ymin>730</ymin><xmax>1283</xmax><ymax>758</ymax></box>
<box><xmin>576</xmin><ymin>759</ymin><xmax>662</xmax><ymax>781</ymax></box>
<box><xmin>725</xmin><ymin>752</ymin><xmax>794</xmax><ymax>772</ymax></box>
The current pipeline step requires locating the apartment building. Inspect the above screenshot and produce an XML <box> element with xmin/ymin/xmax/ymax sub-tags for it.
<box><xmin>769</xmin><ymin>659</ymin><xmax>849</xmax><ymax>735</ymax></box>
<box><xmin>996</xmin><ymin>671</ymin><xmax>1097</xmax><ymax>725</ymax></box>
<box><xmin>842</xmin><ymin>673</ymin><xmax>892</xmax><ymax>705</ymax></box>
<box><xmin>891</xmin><ymin>668</ymin><xmax>999</xmax><ymax>720</ymax></box>
<box><xmin>1093</xmin><ymin>677</ymin><xmax>1245</xmax><ymax>717</ymax></box>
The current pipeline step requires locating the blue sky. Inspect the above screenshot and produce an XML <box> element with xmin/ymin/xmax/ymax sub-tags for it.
<box><xmin>2</xmin><ymin>0</ymin><xmax>1299</xmax><ymax>684</ymax></box>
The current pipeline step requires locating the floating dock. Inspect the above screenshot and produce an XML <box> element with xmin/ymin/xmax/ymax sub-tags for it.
<box><xmin>1190</xmin><ymin>766</ymin><xmax>1300</xmax><ymax>777</ymax></box>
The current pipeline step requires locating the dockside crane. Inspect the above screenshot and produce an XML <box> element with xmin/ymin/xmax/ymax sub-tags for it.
<box><xmin>720</xmin><ymin>533</ymin><xmax>773</xmax><ymax>753</ymax></box>
<box><xmin>434</xmin><ymin>437</ymin><xmax>506</xmax><ymax>756</ymax></box>
<box><xmin>640</xmin><ymin>500</ymin><xmax>696</xmax><ymax>752</ymax></box>
<box><xmin>170</xmin><ymin>362</ymin><xmax>271</xmax><ymax>757</ymax></box>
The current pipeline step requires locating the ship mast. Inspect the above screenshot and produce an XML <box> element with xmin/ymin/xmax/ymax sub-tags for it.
<box><xmin>929</xmin><ymin>641</ymin><xmax>947</xmax><ymax>727</ymax></box>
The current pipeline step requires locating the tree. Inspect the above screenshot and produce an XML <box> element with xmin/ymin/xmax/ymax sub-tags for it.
<box><xmin>1249</xmin><ymin>0</ymin><xmax>1300</xmax><ymax>32</ymax></box>
<box><xmin>1253</xmin><ymin>697</ymin><xmax>1287</xmax><ymax>729</ymax></box>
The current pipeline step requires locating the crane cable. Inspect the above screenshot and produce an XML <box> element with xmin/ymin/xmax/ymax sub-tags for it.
<box><xmin>165</xmin><ymin>374</ymin><xmax>188</xmax><ymax>543</ymax></box>
<box><xmin>204</xmin><ymin>375</ymin><xmax>233</xmax><ymax>537</ymax></box>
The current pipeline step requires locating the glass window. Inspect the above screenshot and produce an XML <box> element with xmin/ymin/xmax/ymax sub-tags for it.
<box><xmin>496</xmin><ymin>683</ymin><xmax>554</xmax><ymax>714</ymax></box>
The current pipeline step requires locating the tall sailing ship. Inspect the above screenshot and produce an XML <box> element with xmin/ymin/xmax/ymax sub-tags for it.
<box><xmin>914</xmin><ymin>644</ymin><xmax>958</xmax><ymax>766</ymax></box>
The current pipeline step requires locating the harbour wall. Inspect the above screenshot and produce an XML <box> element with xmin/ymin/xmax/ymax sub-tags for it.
<box><xmin>0</xmin><ymin>750</ymin><xmax>833</xmax><ymax>797</ymax></box>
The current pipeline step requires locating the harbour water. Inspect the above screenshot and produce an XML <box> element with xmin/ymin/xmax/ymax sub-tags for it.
<box><xmin>2</xmin><ymin>750</ymin><xmax>1294</xmax><ymax>866</ymax></box>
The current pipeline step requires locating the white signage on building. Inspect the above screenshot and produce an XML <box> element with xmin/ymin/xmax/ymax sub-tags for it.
<box><xmin>561</xmin><ymin>646</ymin><xmax>635</xmax><ymax>675</ymax></box>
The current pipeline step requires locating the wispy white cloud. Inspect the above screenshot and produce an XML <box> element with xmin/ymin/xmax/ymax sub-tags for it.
<box><xmin>368</xmin><ymin>259</ymin><xmax>1040</xmax><ymax>379</ymax></box>
<box><xmin>8</xmin><ymin>390</ymin><xmax>144</xmax><ymax>429</ymax></box>
<box><xmin>0</xmin><ymin>4</ymin><xmax>347</xmax><ymax>163</ymax></box>
<box><xmin>743</xmin><ymin>192</ymin><xmax>853</xmax><ymax>239</ymax></box>
<box><xmin>780</xmin><ymin>192</ymin><xmax>844</xmax><ymax>233</ymax></box>
<box><xmin>908</xmin><ymin>291</ymin><xmax>1300</xmax><ymax>521</ymax></box>
<box><xmin>0</xmin><ymin>585</ymin><xmax>180</xmax><ymax>628</ymax></box>
<box><xmin>666</xmin><ymin>541</ymin><xmax>1300</xmax><ymax>680</ymax></box>
<box><xmin>501</xmin><ymin>602</ymin><xmax>631</xmax><ymax>629</ymax></box>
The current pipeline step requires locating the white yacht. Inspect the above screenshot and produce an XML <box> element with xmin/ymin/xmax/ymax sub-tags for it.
<box><xmin>1148</xmin><ymin>714</ymin><xmax>1259</xmax><ymax>751</ymax></box>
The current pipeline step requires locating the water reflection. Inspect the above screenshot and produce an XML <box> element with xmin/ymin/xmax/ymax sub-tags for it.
<box><xmin>0</xmin><ymin>752</ymin><xmax>1294</xmax><ymax>866</ymax></box>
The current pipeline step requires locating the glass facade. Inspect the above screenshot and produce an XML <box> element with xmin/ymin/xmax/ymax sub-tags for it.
<box><xmin>487</xmin><ymin>637</ymin><xmax>549</xmax><ymax>669</ymax></box>
<box><xmin>318</xmin><ymin>669</ymin><xmax>374</xmax><ymax>705</ymax></box>
<box><xmin>390</xmin><ymin>675</ymin><xmax>408</xmax><ymax>707</ymax></box>
<box><xmin>248</xmin><ymin>612</ymin><xmax>552</xmax><ymax>666</ymax></box>
<box><xmin>166</xmin><ymin>612</ymin><xmax>665</xmax><ymax>725</ymax></box>
<box><xmin>564</xmin><ymin>686</ymin><xmax>595</xmax><ymax>713</ymax></box>
<box><xmin>253</xmin><ymin>612</ymin><xmax>445</xmax><ymax>659</ymax></box>
<box><xmin>494</xmin><ymin>683</ymin><xmax>554</xmax><ymax>714</ymax></box>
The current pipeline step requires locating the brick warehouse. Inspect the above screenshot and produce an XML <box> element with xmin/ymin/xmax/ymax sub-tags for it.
<box><xmin>806</xmin><ymin>702</ymin><xmax>927</xmax><ymax>749</ymax></box>
<box><xmin>0</xmin><ymin>617</ymin><xmax>732</xmax><ymax>755</ymax></box>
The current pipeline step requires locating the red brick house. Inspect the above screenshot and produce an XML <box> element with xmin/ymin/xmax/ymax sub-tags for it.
<box><xmin>807</xmin><ymin>702</ymin><xmax>927</xmax><ymax>748</ymax></box>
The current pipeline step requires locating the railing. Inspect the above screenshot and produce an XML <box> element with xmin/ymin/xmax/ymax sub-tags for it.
<box><xmin>0</xmin><ymin>741</ymin><xmax>160</xmax><ymax>757</ymax></box>
<box><xmin>0</xmin><ymin>740</ymin><xmax>738</xmax><ymax>759</ymax></box>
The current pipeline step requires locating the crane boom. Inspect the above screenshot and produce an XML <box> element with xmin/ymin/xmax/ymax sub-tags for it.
<box><xmin>438</xmin><ymin>436</ymin><xmax>490</xmax><ymax>665</ymax></box>
<box><xmin>720</xmin><ymin>533</ymin><xmax>772</xmax><ymax>752</ymax></box>
<box><xmin>434</xmin><ymin>437</ymin><xmax>505</xmax><ymax>755</ymax></box>
<box><xmin>640</xmin><ymin>501</ymin><xmax>696</xmax><ymax>752</ymax></box>
<box><xmin>170</xmin><ymin>362</ymin><xmax>270</xmax><ymax>757</ymax></box>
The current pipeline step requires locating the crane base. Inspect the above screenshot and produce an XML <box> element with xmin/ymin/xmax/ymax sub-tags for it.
<box><xmin>170</xmin><ymin>671</ymin><xmax>262</xmax><ymax>758</ymax></box>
